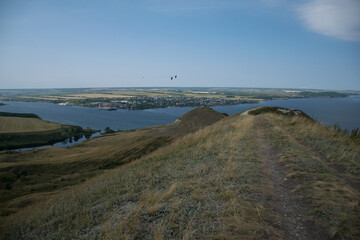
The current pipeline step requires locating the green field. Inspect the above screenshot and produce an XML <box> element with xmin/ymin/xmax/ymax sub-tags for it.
<box><xmin>0</xmin><ymin>116</ymin><xmax>61</xmax><ymax>133</ymax></box>
<box><xmin>0</xmin><ymin>107</ymin><xmax>359</xmax><ymax>239</ymax></box>
<box><xmin>0</xmin><ymin>112</ymin><xmax>93</xmax><ymax>150</ymax></box>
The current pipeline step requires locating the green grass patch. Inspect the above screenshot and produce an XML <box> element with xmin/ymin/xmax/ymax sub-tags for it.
<box><xmin>0</xmin><ymin>112</ymin><xmax>40</xmax><ymax>119</ymax></box>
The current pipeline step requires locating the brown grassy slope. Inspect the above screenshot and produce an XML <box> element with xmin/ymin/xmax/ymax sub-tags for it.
<box><xmin>0</xmin><ymin>106</ymin><xmax>225</xmax><ymax>217</ymax></box>
<box><xmin>169</xmin><ymin>106</ymin><xmax>226</xmax><ymax>136</ymax></box>
<box><xmin>1</xmin><ymin>111</ymin><xmax>359</xmax><ymax>239</ymax></box>
<box><xmin>272</xmin><ymin>115</ymin><xmax>360</xmax><ymax>177</ymax></box>
<box><xmin>1</xmin><ymin>114</ymin><xmax>281</xmax><ymax>240</ymax></box>
<box><xmin>256</xmin><ymin>114</ymin><xmax>360</xmax><ymax>239</ymax></box>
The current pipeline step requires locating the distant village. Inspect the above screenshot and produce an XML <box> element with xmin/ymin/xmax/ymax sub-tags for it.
<box><xmin>58</xmin><ymin>95</ymin><xmax>258</xmax><ymax>110</ymax></box>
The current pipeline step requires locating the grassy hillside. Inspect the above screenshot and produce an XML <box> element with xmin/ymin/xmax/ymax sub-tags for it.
<box><xmin>0</xmin><ymin>107</ymin><xmax>225</xmax><ymax>217</ymax></box>
<box><xmin>1</xmin><ymin>108</ymin><xmax>359</xmax><ymax>239</ymax></box>
<box><xmin>247</xmin><ymin>106</ymin><xmax>313</xmax><ymax>120</ymax></box>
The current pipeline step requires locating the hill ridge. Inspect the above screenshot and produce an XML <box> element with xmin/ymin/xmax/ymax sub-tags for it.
<box><xmin>1</xmin><ymin>108</ymin><xmax>360</xmax><ymax>239</ymax></box>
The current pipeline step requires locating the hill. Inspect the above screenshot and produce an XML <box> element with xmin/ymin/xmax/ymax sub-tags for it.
<box><xmin>246</xmin><ymin>106</ymin><xmax>313</xmax><ymax>119</ymax></box>
<box><xmin>0</xmin><ymin>106</ymin><xmax>225</xmax><ymax>218</ymax></box>
<box><xmin>168</xmin><ymin>106</ymin><xmax>226</xmax><ymax>136</ymax></box>
<box><xmin>1</xmin><ymin>107</ymin><xmax>360</xmax><ymax>239</ymax></box>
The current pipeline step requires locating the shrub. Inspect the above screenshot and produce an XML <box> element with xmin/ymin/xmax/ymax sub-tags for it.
<box><xmin>5</xmin><ymin>182</ymin><xmax>12</xmax><ymax>190</ymax></box>
<box><xmin>104</xmin><ymin>127</ymin><xmax>115</xmax><ymax>133</ymax></box>
<box><xmin>350</xmin><ymin>128</ymin><xmax>359</xmax><ymax>139</ymax></box>
<box><xmin>18</xmin><ymin>169</ymin><xmax>28</xmax><ymax>176</ymax></box>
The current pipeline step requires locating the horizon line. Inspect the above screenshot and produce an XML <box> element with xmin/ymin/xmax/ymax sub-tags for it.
<box><xmin>0</xmin><ymin>87</ymin><xmax>359</xmax><ymax>92</ymax></box>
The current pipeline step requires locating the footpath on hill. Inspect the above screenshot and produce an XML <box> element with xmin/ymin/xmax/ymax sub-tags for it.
<box><xmin>255</xmin><ymin>116</ymin><xmax>328</xmax><ymax>240</ymax></box>
<box><xmin>254</xmin><ymin>113</ymin><xmax>360</xmax><ymax>240</ymax></box>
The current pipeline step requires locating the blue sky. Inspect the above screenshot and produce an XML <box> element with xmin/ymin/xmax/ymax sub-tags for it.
<box><xmin>0</xmin><ymin>0</ymin><xmax>359</xmax><ymax>90</ymax></box>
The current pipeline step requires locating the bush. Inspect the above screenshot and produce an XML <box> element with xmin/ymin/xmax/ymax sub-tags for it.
<box><xmin>104</xmin><ymin>127</ymin><xmax>115</xmax><ymax>133</ymax></box>
<box><xmin>84</xmin><ymin>127</ymin><xmax>93</xmax><ymax>133</ymax></box>
<box><xmin>5</xmin><ymin>182</ymin><xmax>12</xmax><ymax>190</ymax></box>
<box><xmin>333</xmin><ymin>123</ymin><xmax>341</xmax><ymax>133</ymax></box>
<box><xmin>18</xmin><ymin>169</ymin><xmax>28</xmax><ymax>177</ymax></box>
<box><xmin>350</xmin><ymin>128</ymin><xmax>359</xmax><ymax>139</ymax></box>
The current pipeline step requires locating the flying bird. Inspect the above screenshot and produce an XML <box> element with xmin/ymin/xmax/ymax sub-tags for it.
<box><xmin>175</xmin><ymin>75</ymin><xmax>177</xmax><ymax>78</ymax></box>
<box><xmin>171</xmin><ymin>77</ymin><xmax>173</xmax><ymax>80</ymax></box>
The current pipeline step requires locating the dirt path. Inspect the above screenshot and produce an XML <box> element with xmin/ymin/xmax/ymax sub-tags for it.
<box><xmin>240</xmin><ymin>107</ymin><xmax>261</xmax><ymax>116</ymax></box>
<box><xmin>255</xmin><ymin>117</ymin><xmax>327</xmax><ymax>240</ymax></box>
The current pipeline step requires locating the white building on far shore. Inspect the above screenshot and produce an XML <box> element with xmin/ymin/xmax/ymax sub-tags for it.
<box><xmin>58</xmin><ymin>102</ymin><xmax>71</xmax><ymax>106</ymax></box>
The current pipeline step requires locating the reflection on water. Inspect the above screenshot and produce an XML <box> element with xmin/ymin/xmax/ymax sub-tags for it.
<box><xmin>52</xmin><ymin>132</ymin><xmax>101</xmax><ymax>147</ymax></box>
<box><xmin>15</xmin><ymin>132</ymin><xmax>101</xmax><ymax>151</ymax></box>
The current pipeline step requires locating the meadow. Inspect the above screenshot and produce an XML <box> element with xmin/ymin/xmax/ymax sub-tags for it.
<box><xmin>0</xmin><ymin>112</ymin><xmax>91</xmax><ymax>150</ymax></box>
<box><xmin>0</xmin><ymin>116</ymin><xmax>61</xmax><ymax>133</ymax></box>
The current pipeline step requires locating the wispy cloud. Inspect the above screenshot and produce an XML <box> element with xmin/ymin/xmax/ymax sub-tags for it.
<box><xmin>297</xmin><ymin>0</ymin><xmax>360</xmax><ymax>42</ymax></box>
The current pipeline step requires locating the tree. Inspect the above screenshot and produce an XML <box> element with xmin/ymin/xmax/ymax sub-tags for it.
<box><xmin>104</xmin><ymin>127</ymin><xmax>115</xmax><ymax>133</ymax></box>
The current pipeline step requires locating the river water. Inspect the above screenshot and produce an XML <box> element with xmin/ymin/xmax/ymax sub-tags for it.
<box><xmin>1</xmin><ymin>95</ymin><xmax>359</xmax><ymax>133</ymax></box>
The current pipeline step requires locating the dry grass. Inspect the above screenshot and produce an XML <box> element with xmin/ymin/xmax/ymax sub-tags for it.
<box><xmin>0</xmin><ymin>117</ymin><xmax>61</xmax><ymax>133</ymax></box>
<box><xmin>270</xmin><ymin>114</ymin><xmax>360</xmax><ymax>176</ymax></box>
<box><xmin>258</xmin><ymin>113</ymin><xmax>360</xmax><ymax>238</ymax></box>
<box><xmin>1</xmin><ymin>111</ymin><xmax>359</xmax><ymax>239</ymax></box>
<box><xmin>0</xmin><ymin>107</ymin><xmax>225</xmax><ymax>218</ymax></box>
<box><xmin>0</xmin><ymin>114</ymin><xmax>281</xmax><ymax>239</ymax></box>
<box><xmin>0</xmin><ymin>125</ymin><xmax>167</xmax><ymax>216</ymax></box>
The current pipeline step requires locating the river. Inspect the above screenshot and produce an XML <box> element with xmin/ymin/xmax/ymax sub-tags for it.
<box><xmin>1</xmin><ymin>95</ymin><xmax>359</xmax><ymax>133</ymax></box>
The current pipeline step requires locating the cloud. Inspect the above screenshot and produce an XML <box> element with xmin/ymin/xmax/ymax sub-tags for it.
<box><xmin>297</xmin><ymin>0</ymin><xmax>360</xmax><ymax>42</ymax></box>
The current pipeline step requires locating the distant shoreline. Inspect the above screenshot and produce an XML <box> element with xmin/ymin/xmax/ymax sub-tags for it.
<box><xmin>0</xmin><ymin>95</ymin><xmax>350</xmax><ymax>111</ymax></box>
<box><xmin>0</xmin><ymin>87</ymin><xmax>351</xmax><ymax>110</ymax></box>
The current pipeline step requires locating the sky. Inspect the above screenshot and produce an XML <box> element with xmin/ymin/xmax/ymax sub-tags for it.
<box><xmin>0</xmin><ymin>0</ymin><xmax>359</xmax><ymax>90</ymax></box>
